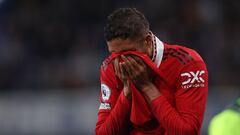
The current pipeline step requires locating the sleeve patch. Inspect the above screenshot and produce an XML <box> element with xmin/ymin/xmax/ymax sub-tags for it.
<box><xmin>101</xmin><ymin>84</ymin><xmax>111</xmax><ymax>101</ymax></box>
<box><xmin>180</xmin><ymin>70</ymin><xmax>206</xmax><ymax>89</ymax></box>
<box><xmin>99</xmin><ymin>103</ymin><xmax>111</xmax><ymax>110</ymax></box>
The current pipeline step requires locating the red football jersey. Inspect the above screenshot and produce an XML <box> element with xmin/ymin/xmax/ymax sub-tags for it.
<box><xmin>96</xmin><ymin>36</ymin><xmax>208</xmax><ymax>135</ymax></box>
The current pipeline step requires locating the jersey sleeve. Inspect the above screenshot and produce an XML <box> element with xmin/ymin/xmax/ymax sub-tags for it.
<box><xmin>95</xmin><ymin>63</ymin><xmax>132</xmax><ymax>135</ymax></box>
<box><xmin>150</xmin><ymin>60</ymin><xmax>208</xmax><ymax>135</ymax></box>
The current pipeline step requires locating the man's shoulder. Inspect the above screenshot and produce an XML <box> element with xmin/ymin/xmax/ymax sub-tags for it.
<box><xmin>162</xmin><ymin>43</ymin><xmax>208</xmax><ymax>88</ymax></box>
<box><xmin>101</xmin><ymin>55</ymin><xmax>113</xmax><ymax>72</ymax></box>
<box><xmin>163</xmin><ymin>43</ymin><xmax>205</xmax><ymax>66</ymax></box>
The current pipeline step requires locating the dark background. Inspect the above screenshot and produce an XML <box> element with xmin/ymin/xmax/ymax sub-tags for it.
<box><xmin>0</xmin><ymin>0</ymin><xmax>239</xmax><ymax>134</ymax></box>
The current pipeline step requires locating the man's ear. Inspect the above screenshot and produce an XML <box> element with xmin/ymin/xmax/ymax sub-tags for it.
<box><xmin>142</xmin><ymin>32</ymin><xmax>153</xmax><ymax>57</ymax></box>
<box><xmin>144</xmin><ymin>32</ymin><xmax>153</xmax><ymax>47</ymax></box>
<box><xmin>143</xmin><ymin>32</ymin><xmax>153</xmax><ymax>51</ymax></box>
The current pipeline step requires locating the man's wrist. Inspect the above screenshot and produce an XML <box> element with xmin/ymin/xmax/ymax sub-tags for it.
<box><xmin>141</xmin><ymin>82</ymin><xmax>154</xmax><ymax>93</ymax></box>
<box><xmin>141</xmin><ymin>82</ymin><xmax>161</xmax><ymax>103</ymax></box>
<box><xmin>123</xmin><ymin>86</ymin><xmax>132</xmax><ymax>100</ymax></box>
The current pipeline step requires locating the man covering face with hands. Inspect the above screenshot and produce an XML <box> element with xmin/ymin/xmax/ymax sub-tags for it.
<box><xmin>96</xmin><ymin>8</ymin><xmax>208</xmax><ymax>135</ymax></box>
<box><xmin>113</xmin><ymin>55</ymin><xmax>158</xmax><ymax>102</ymax></box>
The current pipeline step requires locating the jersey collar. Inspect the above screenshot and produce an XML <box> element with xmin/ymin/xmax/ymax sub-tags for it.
<box><xmin>152</xmin><ymin>35</ymin><xmax>164</xmax><ymax>68</ymax></box>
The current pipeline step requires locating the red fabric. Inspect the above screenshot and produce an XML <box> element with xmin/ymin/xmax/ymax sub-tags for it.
<box><xmin>110</xmin><ymin>51</ymin><xmax>165</xmax><ymax>126</ymax></box>
<box><xmin>96</xmin><ymin>43</ymin><xmax>208</xmax><ymax>135</ymax></box>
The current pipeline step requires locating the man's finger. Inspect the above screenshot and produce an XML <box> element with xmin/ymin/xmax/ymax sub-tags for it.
<box><xmin>133</xmin><ymin>56</ymin><xmax>153</xmax><ymax>76</ymax></box>
<box><xmin>121</xmin><ymin>55</ymin><xmax>135</xmax><ymax>74</ymax></box>
<box><xmin>119</xmin><ymin>62</ymin><xmax>128</xmax><ymax>80</ymax></box>
<box><xmin>127</xmin><ymin>56</ymin><xmax>141</xmax><ymax>68</ymax></box>
<box><xmin>132</xmin><ymin>56</ymin><xmax>146</xmax><ymax>67</ymax></box>
<box><xmin>121</xmin><ymin>61</ymin><xmax>133</xmax><ymax>76</ymax></box>
<box><xmin>113</xmin><ymin>58</ymin><xmax>121</xmax><ymax>77</ymax></box>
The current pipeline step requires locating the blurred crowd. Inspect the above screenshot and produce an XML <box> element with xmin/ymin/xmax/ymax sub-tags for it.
<box><xmin>0</xmin><ymin>0</ymin><xmax>239</xmax><ymax>90</ymax></box>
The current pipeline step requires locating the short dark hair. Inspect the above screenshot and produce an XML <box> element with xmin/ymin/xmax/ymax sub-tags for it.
<box><xmin>104</xmin><ymin>8</ymin><xmax>150</xmax><ymax>41</ymax></box>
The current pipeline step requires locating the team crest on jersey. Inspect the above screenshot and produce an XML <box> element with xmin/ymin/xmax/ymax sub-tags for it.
<box><xmin>101</xmin><ymin>84</ymin><xmax>111</xmax><ymax>101</ymax></box>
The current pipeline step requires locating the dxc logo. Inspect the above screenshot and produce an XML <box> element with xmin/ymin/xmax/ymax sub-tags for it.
<box><xmin>181</xmin><ymin>70</ymin><xmax>205</xmax><ymax>85</ymax></box>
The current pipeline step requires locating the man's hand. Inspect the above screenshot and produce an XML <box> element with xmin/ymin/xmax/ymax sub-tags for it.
<box><xmin>120</xmin><ymin>55</ymin><xmax>152</xmax><ymax>90</ymax></box>
<box><xmin>119</xmin><ymin>55</ymin><xmax>161</xmax><ymax>103</ymax></box>
<box><xmin>113</xmin><ymin>57</ymin><xmax>131</xmax><ymax>100</ymax></box>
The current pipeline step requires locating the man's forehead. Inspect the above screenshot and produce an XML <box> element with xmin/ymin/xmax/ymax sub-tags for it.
<box><xmin>107</xmin><ymin>38</ymin><xmax>137</xmax><ymax>52</ymax></box>
<box><xmin>107</xmin><ymin>38</ymin><xmax>132</xmax><ymax>45</ymax></box>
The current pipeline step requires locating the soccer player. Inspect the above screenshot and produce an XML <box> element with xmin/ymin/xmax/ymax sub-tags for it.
<box><xmin>96</xmin><ymin>8</ymin><xmax>208</xmax><ymax>135</ymax></box>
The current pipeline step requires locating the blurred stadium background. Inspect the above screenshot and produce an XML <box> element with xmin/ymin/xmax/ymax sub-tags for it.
<box><xmin>0</xmin><ymin>0</ymin><xmax>239</xmax><ymax>134</ymax></box>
